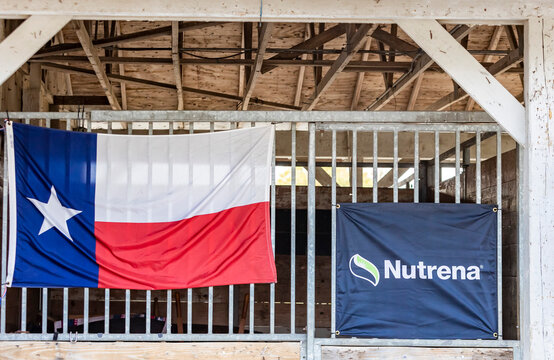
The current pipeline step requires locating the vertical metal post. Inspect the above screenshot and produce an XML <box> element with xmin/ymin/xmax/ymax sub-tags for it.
<box><xmin>145</xmin><ymin>121</ymin><xmax>153</xmax><ymax>335</ymax></box>
<box><xmin>373</xmin><ymin>131</ymin><xmax>378</xmax><ymax>203</ymax></box>
<box><xmin>351</xmin><ymin>130</ymin><xmax>357</xmax><ymax>203</ymax></box>
<box><xmin>20</xmin><ymin>288</ymin><xmax>27</xmax><ymax>331</ymax></box>
<box><xmin>393</xmin><ymin>130</ymin><xmax>399</xmax><ymax>202</ymax></box>
<box><xmin>1</xmin><ymin>134</ymin><xmax>8</xmax><ymax>334</ymax></box>
<box><xmin>496</xmin><ymin>130</ymin><xmax>503</xmax><ymax>338</ymax></box>
<box><xmin>455</xmin><ymin>130</ymin><xmax>461</xmax><ymax>203</ymax></box>
<box><xmin>208</xmin><ymin>287</ymin><xmax>213</xmax><ymax>334</ymax></box>
<box><xmin>125</xmin><ymin>290</ymin><xmax>130</xmax><ymax>334</ymax></box>
<box><xmin>434</xmin><ymin>131</ymin><xmax>440</xmax><ymax>203</ymax></box>
<box><xmin>249</xmin><ymin>283</ymin><xmax>254</xmax><ymax>334</ymax></box>
<box><xmin>331</xmin><ymin>130</ymin><xmax>336</xmax><ymax>338</ymax></box>
<box><xmin>476</xmin><ymin>131</ymin><xmax>482</xmax><ymax>204</ymax></box>
<box><xmin>307</xmin><ymin>123</ymin><xmax>316</xmax><ymax>360</ymax></box>
<box><xmin>166</xmin><ymin>289</ymin><xmax>172</xmax><ymax>334</ymax></box>
<box><xmin>414</xmin><ymin>131</ymin><xmax>419</xmax><ymax>203</ymax></box>
<box><xmin>63</xmin><ymin>288</ymin><xmax>68</xmax><ymax>334</ymax></box>
<box><xmin>84</xmin><ymin>120</ymin><xmax>92</xmax><ymax>335</ymax></box>
<box><xmin>187</xmin><ymin>289</ymin><xmax>192</xmax><ymax>334</ymax></box>
<box><xmin>104</xmin><ymin>289</ymin><xmax>110</xmax><ymax>334</ymax></box>
<box><xmin>270</xmin><ymin>124</ymin><xmax>276</xmax><ymax>334</ymax></box>
<box><xmin>290</xmin><ymin>123</ymin><xmax>296</xmax><ymax>334</ymax></box>
<box><xmin>228</xmin><ymin>285</ymin><xmax>233</xmax><ymax>334</ymax></box>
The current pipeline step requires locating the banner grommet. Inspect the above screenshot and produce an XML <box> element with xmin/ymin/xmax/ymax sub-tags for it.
<box><xmin>493</xmin><ymin>207</ymin><xmax>498</xmax><ymax>212</ymax></box>
<box><xmin>493</xmin><ymin>332</ymin><xmax>498</xmax><ymax>338</ymax></box>
<box><xmin>336</xmin><ymin>204</ymin><xmax>340</xmax><ymax>209</ymax></box>
<box><xmin>335</xmin><ymin>330</ymin><xmax>340</xmax><ymax>335</ymax></box>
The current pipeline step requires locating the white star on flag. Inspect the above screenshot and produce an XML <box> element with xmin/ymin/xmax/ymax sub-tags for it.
<box><xmin>27</xmin><ymin>186</ymin><xmax>82</xmax><ymax>242</ymax></box>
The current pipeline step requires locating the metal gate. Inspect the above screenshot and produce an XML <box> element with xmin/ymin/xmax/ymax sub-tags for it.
<box><xmin>0</xmin><ymin>111</ymin><xmax>519</xmax><ymax>359</ymax></box>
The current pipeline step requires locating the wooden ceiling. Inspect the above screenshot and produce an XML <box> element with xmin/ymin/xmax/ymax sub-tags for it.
<box><xmin>31</xmin><ymin>21</ymin><xmax>524</xmax><ymax>112</ymax></box>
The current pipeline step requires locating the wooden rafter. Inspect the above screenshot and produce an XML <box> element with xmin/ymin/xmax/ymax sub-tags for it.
<box><xmin>35</xmin><ymin>22</ymin><xmax>223</xmax><ymax>58</ymax></box>
<box><xmin>171</xmin><ymin>21</ymin><xmax>184</xmax><ymax>110</ymax></box>
<box><xmin>386</xmin><ymin>24</ymin><xmax>398</xmax><ymax>89</ymax></box>
<box><xmin>504</xmin><ymin>25</ymin><xmax>525</xmax><ymax>86</ymax></box>
<box><xmin>370</xmin><ymin>27</ymin><xmax>418</xmax><ymax>58</ymax></box>
<box><xmin>42</xmin><ymin>62</ymin><xmax>300</xmax><ymax>111</ymax></box>
<box><xmin>73</xmin><ymin>20</ymin><xmax>122</xmax><ymax>110</ymax></box>
<box><xmin>242</xmin><ymin>22</ymin><xmax>274</xmax><ymax>110</ymax></box>
<box><xmin>260</xmin><ymin>23</ymin><xmax>345</xmax><ymax>74</ymax></box>
<box><xmin>466</xmin><ymin>25</ymin><xmax>503</xmax><ymax>111</ymax></box>
<box><xmin>427</xmin><ymin>47</ymin><xmax>522</xmax><ymax>110</ymax></box>
<box><xmin>365</xmin><ymin>25</ymin><xmax>470</xmax><ymax>111</ymax></box>
<box><xmin>406</xmin><ymin>73</ymin><xmax>424</xmax><ymax>110</ymax></box>
<box><xmin>115</xmin><ymin>21</ymin><xmax>127</xmax><ymax>110</ymax></box>
<box><xmin>350</xmin><ymin>36</ymin><xmax>372</xmax><ymax>110</ymax></box>
<box><xmin>302</xmin><ymin>24</ymin><xmax>375</xmax><ymax>111</ymax></box>
<box><xmin>294</xmin><ymin>24</ymin><xmax>310</xmax><ymax>107</ymax></box>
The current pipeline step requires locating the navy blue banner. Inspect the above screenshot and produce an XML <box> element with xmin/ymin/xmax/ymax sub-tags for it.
<box><xmin>336</xmin><ymin>203</ymin><xmax>498</xmax><ymax>339</ymax></box>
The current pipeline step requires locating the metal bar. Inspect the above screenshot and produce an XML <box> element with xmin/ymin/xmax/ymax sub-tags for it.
<box><xmin>331</xmin><ymin>130</ymin><xmax>337</xmax><ymax>338</ymax></box>
<box><xmin>351</xmin><ymin>130</ymin><xmax>357</xmax><ymax>203</ymax></box>
<box><xmin>21</xmin><ymin>288</ymin><xmax>27</xmax><ymax>331</ymax></box>
<box><xmin>249</xmin><ymin>283</ymin><xmax>254</xmax><ymax>334</ymax></box>
<box><xmin>168</xmin><ymin>121</ymin><xmax>173</xmax><ymax>135</ymax></box>
<box><xmin>393</xmin><ymin>129</ymin><xmax>398</xmax><ymax>202</ymax></box>
<box><xmin>187</xmin><ymin>289</ymin><xmax>192</xmax><ymax>334</ymax></box>
<box><xmin>88</xmin><ymin>110</ymin><xmax>496</xmax><ymax>123</ymax></box>
<box><xmin>145</xmin><ymin>121</ymin><xmax>153</xmax><ymax>335</ymax></box>
<box><xmin>128</xmin><ymin>122</ymin><xmax>133</xmax><ymax>135</ymax></box>
<box><xmin>496</xmin><ymin>130</ymin><xmax>503</xmax><ymax>338</ymax></box>
<box><xmin>414</xmin><ymin>131</ymin><xmax>419</xmax><ymax>203</ymax></box>
<box><xmin>125</xmin><ymin>290</ymin><xmax>130</xmax><ymax>334</ymax></box>
<box><xmin>373</xmin><ymin>131</ymin><xmax>378</xmax><ymax>203</ymax></box>
<box><xmin>276</xmin><ymin>161</ymin><xmax>453</xmax><ymax>169</ymax></box>
<box><xmin>1</xmin><ymin>134</ymin><xmax>8</xmax><ymax>334</ymax></box>
<box><xmin>24</xmin><ymin>118</ymin><xmax>30</xmax><ymax>124</ymax></box>
<box><xmin>270</xmin><ymin>125</ymin><xmax>276</xmax><ymax>334</ymax></box>
<box><xmin>0</xmin><ymin>332</ymin><xmax>307</xmax><ymax>341</ymax></box>
<box><xmin>318</xmin><ymin>123</ymin><xmax>500</xmax><ymax>132</ymax></box>
<box><xmin>307</xmin><ymin>122</ymin><xmax>316</xmax><ymax>360</ymax></box>
<box><xmin>228</xmin><ymin>285</ymin><xmax>233</xmax><ymax>334</ymax></box>
<box><xmin>434</xmin><ymin>131</ymin><xmax>440</xmax><ymax>203</ymax></box>
<box><xmin>290</xmin><ymin>123</ymin><xmax>296</xmax><ymax>334</ymax></box>
<box><xmin>476</xmin><ymin>131</ymin><xmax>482</xmax><ymax>204</ymax></box>
<box><xmin>83</xmin><ymin>288</ymin><xmax>89</xmax><ymax>334</ymax></box>
<box><xmin>455</xmin><ymin>130</ymin><xmax>461</xmax><ymax>203</ymax></box>
<box><xmin>42</xmin><ymin>288</ymin><xmax>48</xmax><ymax>334</ymax></box>
<box><xmin>63</xmin><ymin>288</ymin><xmax>68</xmax><ymax>334</ymax></box>
<box><xmin>189</xmin><ymin>121</ymin><xmax>194</xmax><ymax>134</ymax></box>
<box><xmin>208</xmin><ymin>287</ymin><xmax>213</xmax><ymax>334</ymax></box>
<box><xmin>104</xmin><ymin>289</ymin><xmax>110</xmax><ymax>334</ymax></box>
<box><xmin>166</xmin><ymin>289</ymin><xmax>172</xmax><ymax>334</ymax></box>
<box><xmin>107</xmin><ymin>120</ymin><xmax>112</xmax><ymax>134</ymax></box>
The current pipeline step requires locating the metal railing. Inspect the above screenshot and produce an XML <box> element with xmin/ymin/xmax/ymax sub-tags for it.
<box><xmin>0</xmin><ymin>111</ymin><xmax>519</xmax><ymax>360</ymax></box>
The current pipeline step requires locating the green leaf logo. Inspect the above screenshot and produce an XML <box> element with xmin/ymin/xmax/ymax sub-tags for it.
<box><xmin>349</xmin><ymin>254</ymin><xmax>380</xmax><ymax>286</ymax></box>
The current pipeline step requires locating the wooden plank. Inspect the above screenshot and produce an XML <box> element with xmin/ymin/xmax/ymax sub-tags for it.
<box><xmin>171</xmin><ymin>21</ymin><xmax>184</xmax><ymax>110</ymax></box>
<box><xmin>406</xmin><ymin>73</ymin><xmax>423</xmax><ymax>110</ymax></box>
<box><xmin>0</xmin><ymin>15</ymin><xmax>70</xmax><ymax>86</ymax></box>
<box><xmin>0</xmin><ymin>342</ymin><xmax>300</xmax><ymax>360</ymax></box>
<box><xmin>243</xmin><ymin>22</ymin><xmax>253</xmax><ymax>85</ymax></box>
<box><xmin>22</xmin><ymin>63</ymin><xmax>42</xmax><ymax>111</ymax></box>
<box><xmin>398</xmin><ymin>20</ymin><xmax>525</xmax><ymax>145</ymax></box>
<box><xmin>426</xmin><ymin>48</ymin><xmax>523</xmax><ymax>111</ymax></box>
<box><xmin>350</xmin><ymin>36</ymin><xmax>372</xmax><ymax>110</ymax></box>
<box><xmin>365</xmin><ymin>25</ymin><xmax>470</xmax><ymax>111</ymax></box>
<box><xmin>504</xmin><ymin>25</ymin><xmax>524</xmax><ymax>86</ymax></box>
<box><xmin>321</xmin><ymin>346</ymin><xmax>513</xmax><ymax>360</ymax></box>
<box><xmin>293</xmin><ymin>24</ymin><xmax>310</xmax><ymax>107</ymax></box>
<box><xmin>42</xmin><ymin>62</ymin><xmax>300</xmax><ymax>110</ymax></box>
<box><xmin>115</xmin><ymin>21</ymin><xmax>127</xmax><ymax>110</ymax></box>
<box><xmin>386</xmin><ymin>24</ymin><xmax>398</xmax><ymax>89</ymax></box>
<box><xmin>34</xmin><ymin>22</ymin><xmax>223</xmax><ymax>57</ymax></box>
<box><xmin>242</xmin><ymin>22</ymin><xmax>274</xmax><ymax>110</ymax></box>
<box><xmin>73</xmin><ymin>20</ymin><xmax>122</xmax><ymax>110</ymax></box>
<box><xmin>466</xmin><ymin>26</ymin><xmax>503</xmax><ymax>111</ymax></box>
<box><xmin>302</xmin><ymin>24</ymin><xmax>375</xmax><ymax>111</ymax></box>
<box><xmin>260</xmin><ymin>24</ymin><xmax>346</xmax><ymax>74</ymax></box>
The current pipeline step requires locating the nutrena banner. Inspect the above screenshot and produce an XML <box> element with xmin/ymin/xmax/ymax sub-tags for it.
<box><xmin>336</xmin><ymin>203</ymin><xmax>498</xmax><ymax>339</ymax></box>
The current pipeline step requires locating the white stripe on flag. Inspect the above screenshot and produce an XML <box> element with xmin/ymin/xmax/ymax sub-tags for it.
<box><xmin>94</xmin><ymin>125</ymin><xmax>274</xmax><ymax>223</ymax></box>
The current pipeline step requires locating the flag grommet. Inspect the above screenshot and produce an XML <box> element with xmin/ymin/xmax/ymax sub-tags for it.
<box><xmin>336</xmin><ymin>204</ymin><xmax>341</xmax><ymax>209</ymax></box>
<box><xmin>335</xmin><ymin>330</ymin><xmax>340</xmax><ymax>335</ymax></box>
<box><xmin>493</xmin><ymin>207</ymin><xmax>498</xmax><ymax>212</ymax></box>
<box><xmin>493</xmin><ymin>332</ymin><xmax>498</xmax><ymax>338</ymax></box>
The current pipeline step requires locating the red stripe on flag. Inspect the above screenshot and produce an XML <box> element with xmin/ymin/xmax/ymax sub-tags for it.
<box><xmin>94</xmin><ymin>202</ymin><xmax>276</xmax><ymax>289</ymax></box>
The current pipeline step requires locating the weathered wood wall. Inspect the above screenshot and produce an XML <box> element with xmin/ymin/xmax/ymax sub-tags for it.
<box><xmin>321</xmin><ymin>346</ymin><xmax>513</xmax><ymax>360</ymax></box>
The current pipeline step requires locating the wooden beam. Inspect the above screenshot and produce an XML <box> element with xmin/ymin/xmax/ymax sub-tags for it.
<box><xmin>171</xmin><ymin>22</ymin><xmax>184</xmax><ymax>110</ymax></box>
<box><xmin>243</xmin><ymin>22</ymin><xmax>253</xmax><ymax>84</ymax></box>
<box><xmin>34</xmin><ymin>22</ymin><xmax>222</xmax><ymax>57</ymax></box>
<box><xmin>0</xmin><ymin>15</ymin><xmax>70</xmax><ymax>86</ymax></box>
<box><xmin>406</xmin><ymin>73</ymin><xmax>424</xmax><ymax>110</ymax></box>
<box><xmin>378</xmin><ymin>167</ymin><xmax>410</xmax><ymax>188</ymax></box>
<box><xmin>350</xmin><ymin>36</ymin><xmax>372</xmax><ymax>110</ymax></box>
<box><xmin>302</xmin><ymin>24</ymin><xmax>375</xmax><ymax>111</ymax></box>
<box><xmin>260</xmin><ymin>24</ymin><xmax>345</xmax><ymax>74</ymax></box>
<box><xmin>366</xmin><ymin>25</ymin><xmax>470</xmax><ymax>111</ymax></box>
<box><xmin>22</xmin><ymin>63</ymin><xmax>42</xmax><ymax>111</ymax></box>
<box><xmin>293</xmin><ymin>24</ymin><xmax>310</xmax><ymax>107</ymax></box>
<box><xmin>54</xmin><ymin>31</ymin><xmax>73</xmax><ymax>96</ymax></box>
<box><xmin>242</xmin><ymin>23</ymin><xmax>274</xmax><ymax>110</ymax></box>
<box><xmin>398</xmin><ymin>19</ymin><xmax>525</xmax><ymax>145</ymax></box>
<box><xmin>53</xmin><ymin>95</ymin><xmax>109</xmax><ymax>105</ymax></box>
<box><xmin>73</xmin><ymin>20</ymin><xmax>121</xmax><ymax>110</ymax></box>
<box><xmin>370</xmin><ymin>27</ymin><xmax>418</xmax><ymax>58</ymax></box>
<box><xmin>115</xmin><ymin>21</ymin><xmax>127</xmax><ymax>110</ymax></box>
<box><xmin>427</xmin><ymin>47</ymin><xmax>522</xmax><ymax>110</ymax></box>
<box><xmin>41</xmin><ymin>62</ymin><xmax>300</xmax><ymax>111</ymax></box>
<box><xmin>238</xmin><ymin>24</ymin><xmax>245</xmax><ymax>97</ymax></box>
<box><xmin>386</xmin><ymin>24</ymin><xmax>398</xmax><ymax>89</ymax></box>
<box><xmin>466</xmin><ymin>26</ymin><xmax>503</xmax><ymax>111</ymax></box>
<box><xmin>504</xmin><ymin>24</ymin><xmax>525</xmax><ymax>86</ymax></box>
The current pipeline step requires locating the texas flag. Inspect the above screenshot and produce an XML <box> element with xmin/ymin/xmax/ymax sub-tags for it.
<box><xmin>5</xmin><ymin>122</ymin><xmax>277</xmax><ymax>289</ymax></box>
